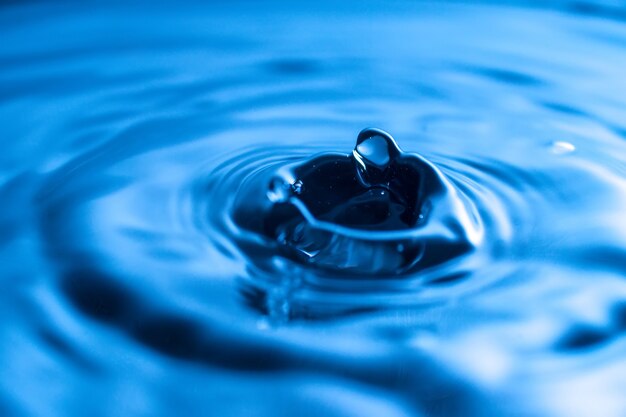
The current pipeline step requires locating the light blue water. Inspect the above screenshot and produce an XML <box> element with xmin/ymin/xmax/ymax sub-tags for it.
<box><xmin>1</xmin><ymin>1</ymin><xmax>626</xmax><ymax>416</ymax></box>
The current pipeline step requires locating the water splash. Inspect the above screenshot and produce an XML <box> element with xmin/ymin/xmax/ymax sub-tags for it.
<box><xmin>232</xmin><ymin>128</ymin><xmax>482</xmax><ymax>276</ymax></box>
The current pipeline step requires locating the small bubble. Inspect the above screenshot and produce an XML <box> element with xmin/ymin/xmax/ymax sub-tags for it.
<box><xmin>550</xmin><ymin>141</ymin><xmax>576</xmax><ymax>155</ymax></box>
<box><xmin>291</xmin><ymin>179</ymin><xmax>304</xmax><ymax>195</ymax></box>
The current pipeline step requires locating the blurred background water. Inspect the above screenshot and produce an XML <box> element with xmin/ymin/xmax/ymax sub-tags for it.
<box><xmin>1</xmin><ymin>1</ymin><xmax>626</xmax><ymax>416</ymax></box>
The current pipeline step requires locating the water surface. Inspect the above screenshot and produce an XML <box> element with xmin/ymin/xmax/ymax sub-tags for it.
<box><xmin>1</xmin><ymin>1</ymin><xmax>626</xmax><ymax>416</ymax></box>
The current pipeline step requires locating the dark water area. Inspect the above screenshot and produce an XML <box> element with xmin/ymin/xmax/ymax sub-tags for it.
<box><xmin>1</xmin><ymin>1</ymin><xmax>626</xmax><ymax>416</ymax></box>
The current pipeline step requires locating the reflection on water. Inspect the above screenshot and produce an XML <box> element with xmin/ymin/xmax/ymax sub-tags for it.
<box><xmin>1</xmin><ymin>1</ymin><xmax>626</xmax><ymax>416</ymax></box>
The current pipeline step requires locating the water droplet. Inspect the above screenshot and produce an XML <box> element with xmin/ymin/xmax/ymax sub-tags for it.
<box><xmin>550</xmin><ymin>141</ymin><xmax>576</xmax><ymax>155</ymax></box>
<box><xmin>352</xmin><ymin>128</ymin><xmax>402</xmax><ymax>187</ymax></box>
<box><xmin>291</xmin><ymin>179</ymin><xmax>304</xmax><ymax>195</ymax></box>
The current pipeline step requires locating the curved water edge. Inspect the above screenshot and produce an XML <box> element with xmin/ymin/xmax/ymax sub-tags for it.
<box><xmin>1</xmin><ymin>1</ymin><xmax>626</xmax><ymax>417</ymax></box>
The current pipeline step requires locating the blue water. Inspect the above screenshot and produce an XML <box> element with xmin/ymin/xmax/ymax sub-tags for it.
<box><xmin>1</xmin><ymin>1</ymin><xmax>626</xmax><ymax>416</ymax></box>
